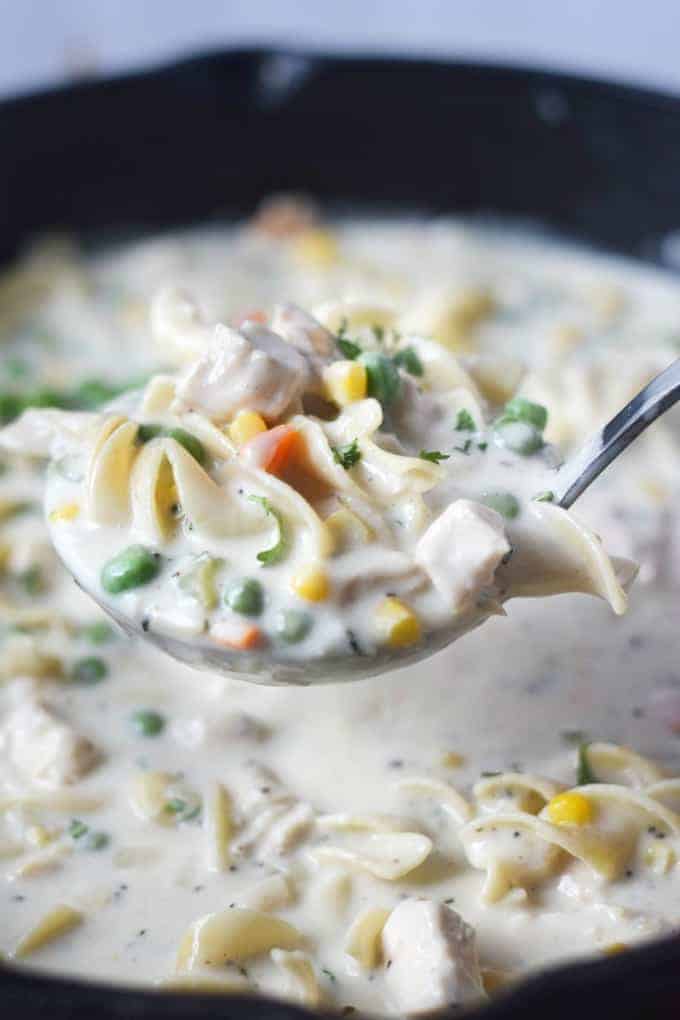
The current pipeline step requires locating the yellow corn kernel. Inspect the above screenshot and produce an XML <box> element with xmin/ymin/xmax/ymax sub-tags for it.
<box><xmin>292</xmin><ymin>229</ymin><xmax>339</xmax><ymax>268</ymax></box>
<box><xmin>26</xmin><ymin>824</ymin><xmax>52</xmax><ymax>848</ymax></box>
<box><xmin>325</xmin><ymin>508</ymin><xmax>373</xmax><ymax>554</ymax></box>
<box><xmin>48</xmin><ymin>502</ymin><xmax>80</xmax><ymax>523</ymax></box>
<box><xmin>441</xmin><ymin>751</ymin><xmax>465</xmax><ymax>769</ymax></box>
<box><xmin>322</xmin><ymin>360</ymin><xmax>367</xmax><ymax>407</ymax></box>
<box><xmin>291</xmin><ymin>564</ymin><xmax>330</xmax><ymax>603</ymax></box>
<box><xmin>228</xmin><ymin>410</ymin><xmax>267</xmax><ymax>447</ymax></box>
<box><xmin>602</xmin><ymin>943</ymin><xmax>629</xmax><ymax>956</ymax></box>
<box><xmin>546</xmin><ymin>791</ymin><xmax>594</xmax><ymax>827</ymax></box>
<box><xmin>374</xmin><ymin>597</ymin><xmax>421</xmax><ymax>649</ymax></box>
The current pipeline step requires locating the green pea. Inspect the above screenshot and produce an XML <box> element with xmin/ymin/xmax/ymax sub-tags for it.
<box><xmin>495</xmin><ymin>421</ymin><xmax>544</xmax><ymax>455</ymax></box>
<box><xmin>276</xmin><ymin>609</ymin><xmax>313</xmax><ymax>644</ymax></box>
<box><xmin>137</xmin><ymin>422</ymin><xmax>164</xmax><ymax>443</ymax></box>
<box><xmin>480</xmin><ymin>491</ymin><xmax>520</xmax><ymax>519</ymax></box>
<box><xmin>131</xmin><ymin>709</ymin><xmax>165</xmax><ymax>737</ymax></box>
<box><xmin>225</xmin><ymin>577</ymin><xmax>264</xmax><ymax>616</ymax></box>
<box><xmin>71</xmin><ymin>656</ymin><xmax>108</xmax><ymax>685</ymax></box>
<box><xmin>359</xmin><ymin>352</ymin><xmax>402</xmax><ymax>406</ymax></box>
<box><xmin>101</xmin><ymin>545</ymin><xmax>161</xmax><ymax>594</ymax></box>
<box><xmin>81</xmin><ymin>621</ymin><xmax>115</xmax><ymax>644</ymax></box>
<box><xmin>502</xmin><ymin>396</ymin><xmax>548</xmax><ymax>431</ymax></box>
<box><xmin>0</xmin><ymin>392</ymin><xmax>25</xmax><ymax>424</ymax></box>
<box><xmin>165</xmin><ymin>427</ymin><xmax>206</xmax><ymax>466</ymax></box>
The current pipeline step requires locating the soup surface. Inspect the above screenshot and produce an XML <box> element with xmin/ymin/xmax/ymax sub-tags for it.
<box><xmin>1</xmin><ymin>203</ymin><xmax>680</xmax><ymax>1014</ymax></box>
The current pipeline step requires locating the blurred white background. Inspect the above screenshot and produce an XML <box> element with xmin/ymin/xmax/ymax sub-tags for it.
<box><xmin>2</xmin><ymin>0</ymin><xmax>680</xmax><ymax>98</ymax></box>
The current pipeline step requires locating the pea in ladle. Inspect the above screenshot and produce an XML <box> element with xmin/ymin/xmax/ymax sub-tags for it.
<box><xmin>67</xmin><ymin>358</ymin><xmax>680</xmax><ymax>685</ymax></box>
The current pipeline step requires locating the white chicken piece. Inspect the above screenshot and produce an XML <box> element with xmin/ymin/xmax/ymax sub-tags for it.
<box><xmin>414</xmin><ymin>499</ymin><xmax>510</xmax><ymax>613</ymax></box>
<box><xmin>270</xmin><ymin>303</ymin><xmax>335</xmax><ymax>391</ymax></box>
<box><xmin>0</xmin><ymin>683</ymin><xmax>99</xmax><ymax>788</ymax></box>
<box><xmin>175</xmin><ymin>321</ymin><xmax>308</xmax><ymax>423</ymax></box>
<box><xmin>381</xmin><ymin>900</ymin><xmax>486</xmax><ymax>1015</ymax></box>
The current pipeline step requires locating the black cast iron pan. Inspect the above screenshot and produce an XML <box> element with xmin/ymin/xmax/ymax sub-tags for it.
<box><xmin>1</xmin><ymin>47</ymin><xmax>680</xmax><ymax>1020</ymax></box>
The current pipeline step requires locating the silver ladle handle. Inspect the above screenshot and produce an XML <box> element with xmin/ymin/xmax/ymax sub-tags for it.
<box><xmin>554</xmin><ymin>357</ymin><xmax>680</xmax><ymax>509</ymax></box>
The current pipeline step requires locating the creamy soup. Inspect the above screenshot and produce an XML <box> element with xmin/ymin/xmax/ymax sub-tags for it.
<box><xmin>3</xmin><ymin>287</ymin><xmax>632</xmax><ymax>683</ymax></box>
<box><xmin>1</xmin><ymin>202</ymin><xmax>680</xmax><ymax>1015</ymax></box>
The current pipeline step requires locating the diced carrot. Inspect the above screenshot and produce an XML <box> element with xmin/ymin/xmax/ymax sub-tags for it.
<box><xmin>210</xmin><ymin>619</ymin><xmax>262</xmax><ymax>651</ymax></box>
<box><xmin>231</xmin><ymin>309</ymin><xmax>268</xmax><ymax>328</ymax></box>
<box><xmin>241</xmin><ymin>424</ymin><xmax>302</xmax><ymax>477</ymax></box>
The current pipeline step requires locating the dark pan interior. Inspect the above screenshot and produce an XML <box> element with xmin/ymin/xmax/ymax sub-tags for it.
<box><xmin>1</xmin><ymin>47</ymin><xmax>680</xmax><ymax>1020</ymax></box>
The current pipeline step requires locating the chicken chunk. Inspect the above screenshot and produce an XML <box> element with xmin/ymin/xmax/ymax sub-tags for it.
<box><xmin>381</xmin><ymin>899</ymin><xmax>486</xmax><ymax>1014</ymax></box>
<box><xmin>175</xmin><ymin>321</ymin><xmax>308</xmax><ymax>423</ymax></box>
<box><xmin>0</xmin><ymin>684</ymin><xmax>99</xmax><ymax>788</ymax></box>
<box><xmin>415</xmin><ymin>499</ymin><xmax>510</xmax><ymax>613</ymax></box>
<box><xmin>271</xmin><ymin>303</ymin><xmax>335</xmax><ymax>388</ymax></box>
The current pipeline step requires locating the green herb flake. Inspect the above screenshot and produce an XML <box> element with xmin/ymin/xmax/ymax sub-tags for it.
<box><xmin>455</xmin><ymin>409</ymin><xmax>476</xmax><ymax>432</ymax></box>
<box><xmin>533</xmin><ymin>490</ymin><xmax>555</xmax><ymax>503</ymax></box>
<box><xmin>499</xmin><ymin>396</ymin><xmax>548</xmax><ymax>431</ymax></box>
<box><xmin>249</xmin><ymin>495</ymin><xmax>287</xmax><ymax>565</ymax></box>
<box><xmin>577</xmin><ymin>742</ymin><xmax>598</xmax><ymax>785</ymax></box>
<box><xmin>85</xmin><ymin>831</ymin><xmax>110</xmax><ymax>851</ymax></box>
<box><xmin>69</xmin><ymin>819</ymin><xmax>89</xmax><ymax>840</ymax></box>
<box><xmin>322</xmin><ymin>968</ymin><xmax>337</xmax><ymax>983</ymax></box>
<box><xmin>393</xmin><ymin>346</ymin><xmax>423</xmax><ymax>377</ymax></box>
<box><xmin>338</xmin><ymin>338</ymin><xmax>362</xmax><ymax>359</ymax></box>
<box><xmin>164</xmin><ymin>798</ymin><xmax>187</xmax><ymax>815</ymax></box>
<box><xmin>19</xmin><ymin>565</ymin><xmax>45</xmax><ymax>596</ymax></box>
<box><xmin>561</xmin><ymin>729</ymin><xmax>586</xmax><ymax>746</ymax></box>
<box><xmin>454</xmin><ymin>439</ymin><xmax>473</xmax><ymax>455</ymax></box>
<box><xmin>71</xmin><ymin>656</ymin><xmax>108</xmax><ymax>686</ymax></box>
<box><xmin>332</xmin><ymin>439</ymin><xmax>362</xmax><ymax>469</ymax></box>
<box><xmin>419</xmin><ymin>450</ymin><xmax>450</xmax><ymax>463</ymax></box>
<box><xmin>481</xmin><ymin>770</ymin><xmax>502</xmax><ymax>778</ymax></box>
<box><xmin>372</xmin><ymin>324</ymin><xmax>385</xmax><ymax>344</ymax></box>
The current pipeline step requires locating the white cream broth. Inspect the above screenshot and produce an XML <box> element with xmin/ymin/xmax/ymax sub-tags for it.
<box><xmin>1</xmin><ymin>206</ymin><xmax>680</xmax><ymax>1014</ymax></box>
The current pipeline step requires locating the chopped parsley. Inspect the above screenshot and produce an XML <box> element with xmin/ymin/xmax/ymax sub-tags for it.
<box><xmin>69</xmin><ymin>819</ymin><xmax>110</xmax><ymax>850</ymax></box>
<box><xmin>164</xmin><ymin>799</ymin><xmax>201</xmax><ymax>822</ymax></box>
<box><xmin>419</xmin><ymin>450</ymin><xmax>450</xmax><ymax>463</ymax></box>
<box><xmin>455</xmin><ymin>408</ymin><xmax>476</xmax><ymax>432</ymax></box>
<box><xmin>561</xmin><ymin>729</ymin><xmax>587</xmax><ymax>746</ymax></box>
<box><xmin>71</xmin><ymin>656</ymin><xmax>108</xmax><ymax>685</ymax></box>
<box><xmin>577</xmin><ymin>742</ymin><xmax>598</xmax><ymax>785</ymax></box>
<box><xmin>321</xmin><ymin>968</ymin><xmax>337</xmax><ymax>983</ymax></box>
<box><xmin>371</xmin><ymin>324</ymin><xmax>385</xmax><ymax>344</ymax></box>
<box><xmin>533</xmin><ymin>490</ymin><xmax>555</xmax><ymax>503</ymax></box>
<box><xmin>249</xmin><ymin>495</ymin><xmax>287</xmax><ymax>565</ymax></box>
<box><xmin>454</xmin><ymin>439</ymin><xmax>473</xmax><ymax>455</ymax></box>
<box><xmin>19</xmin><ymin>565</ymin><xmax>45</xmax><ymax>596</ymax></box>
<box><xmin>393</xmin><ymin>346</ymin><xmax>423</xmax><ymax>377</ymax></box>
<box><xmin>335</xmin><ymin>318</ymin><xmax>362</xmax><ymax>359</ymax></box>
<box><xmin>496</xmin><ymin>396</ymin><xmax>548</xmax><ymax>431</ymax></box>
<box><xmin>69</xmin><ymin>819</ymin><xmax>89</xmax><ymax>840</ymax></box>
<box><xmin>332</xmin><ymin>439</ymin><xmax>362</xmax><ymax>470</ymax></box>
<box><xmin>164</xmin><ymin>798</ymin><xmax>187</xmax><ymax>815</ymax></box>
